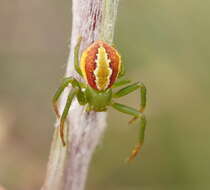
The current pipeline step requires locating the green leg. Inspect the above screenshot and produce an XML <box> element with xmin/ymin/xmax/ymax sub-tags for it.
<box><xmin>52</xmin><ymin>77</ymin><xmax>80</xmax><ymax>118</ymax></box>
<box><xmin>113</xmin><ymin>82</ymin><xmax>147</xmax><ymax>123</ymax></box>
<box><xmin>76</xmin><ymin>88</ymin><xmax>87</xmax><ymax>105</ymax></box>
<box><xmin>74</xmin><ymin>36</ymin><xmax>83</xmax><ymax>76</ymax></box>
<box><xmin>112</xmin><ymin>79</ymin><xmax>131</xmax><ymax>88</ymax></box>
<box><xmin>118</xmin><ymin>63</ymin><xmax>125</xmax><ymax>78</ymax></box>
<box><xmin>60</xmin><ymin>87</ymin><xmax>79</xmax><ymax>146</ymax></box>
<box><xmin>111</xmin><ymin>102</ymin><xmax>146</xmax><ymax>161</ymax></box>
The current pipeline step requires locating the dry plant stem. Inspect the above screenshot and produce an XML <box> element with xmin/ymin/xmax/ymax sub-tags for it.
<box><xmin>41</xmin><ymin>0</ymin><xmax>119</xmax><ymax>190</ymax></box>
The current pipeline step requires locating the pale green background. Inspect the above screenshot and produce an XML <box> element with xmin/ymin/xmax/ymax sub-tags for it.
<box><xmin>0</xmin><ymin>0</ymin><xmax>210</xmax><ymax>190</ymax></box>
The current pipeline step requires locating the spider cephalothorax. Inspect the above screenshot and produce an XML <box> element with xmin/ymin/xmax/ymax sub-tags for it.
<box><xmin>53</xmin><ymin>37</ymin><xmax>147</xmax><ymax>161</ymax></box>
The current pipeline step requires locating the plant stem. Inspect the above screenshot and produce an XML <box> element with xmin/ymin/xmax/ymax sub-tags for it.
<box><xmin>41</xmin><ymin>0</ymin><xmax>119</xmax><ymax>190</ymax></box>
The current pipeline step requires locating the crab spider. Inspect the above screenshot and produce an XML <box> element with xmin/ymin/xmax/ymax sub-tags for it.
<box><xmin>52</xmin><ymin>37</ymin><xmax>147</xmax><ymax>161</ymax></box>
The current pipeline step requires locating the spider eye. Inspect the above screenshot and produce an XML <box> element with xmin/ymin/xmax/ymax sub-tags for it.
<box><xmin>80</xmin><ymin>41</ymin><xmax>121</xmax><ymax>91</ymax></box>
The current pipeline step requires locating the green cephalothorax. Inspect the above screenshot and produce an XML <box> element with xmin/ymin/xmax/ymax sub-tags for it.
<box><xmin>85</xmin><ymin>86</ymin><xmax>112</xmax><ymax>111</ymax></box>
<box><xmin>52</xmin><ymin>37</ymin><xmax>147</xmax><ymax>161</ymax></box>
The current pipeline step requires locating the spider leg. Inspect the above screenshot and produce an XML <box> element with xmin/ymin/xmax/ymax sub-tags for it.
<box><xmin>74</xmin><ymin>36</ymin><xmax>83</xmax><ymax>76</ymax></box>
<box><xmin>76</xmin><ymin>87</ymin><xmax>87</xmax><ymax>105</ymax></box>
<box><xmin>118</xmin><ymin>63</ymin><xmax>125</xmax><ymax>78</ymax></box>
<box><xmin>112</xmin><ymin>79</ymin><xmax>131</xmax><ymax>88</ymax></box>
<box><xmin>60</xmin><ymin>87</ymin><xmax>79</xmax><ymax>146</ymax></box>
<box><xmin>52</xmin><ymin>77</ymin><xmax>80</xmax><ymax>118</ymax></box>
<box><xmin>113</xmin><ymin>82</ymin><xmax>146</xmax><ymax>123</ymax></box>
<box><xmin>111</xmin><ymin>102</ymin><xmax>146</xmax><ymax>161</ymax></box>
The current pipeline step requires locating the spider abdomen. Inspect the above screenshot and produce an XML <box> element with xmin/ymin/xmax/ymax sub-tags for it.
<box><xmin>80</xmin><ymin>41</ymin><xmax>121</xmax><ymax>91</ymax></box>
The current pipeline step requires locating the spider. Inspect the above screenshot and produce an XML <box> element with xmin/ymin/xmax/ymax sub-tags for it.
<box><xmin>52</xmin><ymin>37</ymin><xmax>147</xmax><ymax>161</ymax></box>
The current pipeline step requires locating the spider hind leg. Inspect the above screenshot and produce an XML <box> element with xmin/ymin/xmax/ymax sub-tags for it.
<box><xmin>111</xmin><ymin>101</ymin><xmax>147</xmax><ymax>161</ymax></box>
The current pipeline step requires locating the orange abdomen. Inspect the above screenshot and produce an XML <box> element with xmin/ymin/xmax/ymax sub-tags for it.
<box><xmin>80</xmin><ymin>41</ymin><xmax>121</xmax><ymax>91</ymax></box>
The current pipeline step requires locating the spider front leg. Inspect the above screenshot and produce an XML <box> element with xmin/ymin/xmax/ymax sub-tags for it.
<box><xmin>118</xmin><ymin>62</ymin><xmax>125</xmax><ymax>78</ymax></box>
<box><xmin>113</xmin><ymin>82</ymin><xmax>147</xmax><ymax>123</ymax></box>
<box><xmin>111</xmin><ymin>102</ymin><xmax>146</xmax><ymax>161</ymax></box>
<box><xmin>52</xmin><ymin>77</ymin><xmax>80</xmax><ymax>118</ymax></box>
<box><xmin>112</xmin><ymin>79</ymin><xmax>131</xmax><ymax>88</ymax></box>
<box><xmin>59</xmin><ymin>87</ymin><xmax>79</xmax><ymax>146</ymax></box>
<box><xmin>52</xmin><ymin>77</ymin><xmax>86</xmax><ymax>145</ymax></box>
<box><xmin>74</xmin><ymin>36</ymin><xmax>83</xmax><ymax>76</ymax></box>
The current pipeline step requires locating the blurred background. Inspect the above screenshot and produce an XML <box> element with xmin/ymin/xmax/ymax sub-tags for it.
<box><xmin>1</xmin><ymin>0</ymin><xmax>210</xmax><ymax>190</ymax></box>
